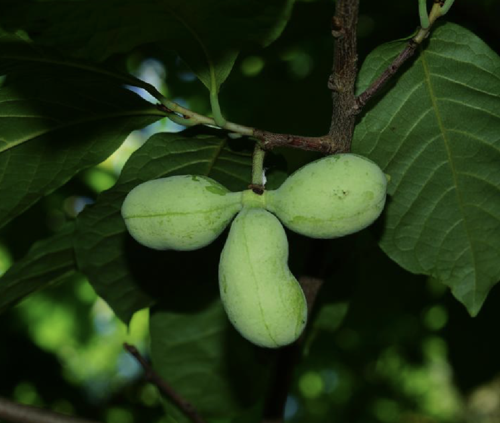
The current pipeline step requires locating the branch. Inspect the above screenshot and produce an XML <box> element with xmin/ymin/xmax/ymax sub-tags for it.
<box><xmin>355</xmin><ymin>39</ymin><xmax>419</xmax><ymax>110</ymax></box>
<box><xmin>123</xmin><ymin>344</ymin><xmax>207</xmax><ymax>423</ymax></box>
<box><xmin>253</xmin><ymin>130</ymin><xmax>333</xmax><ymax>154</ymax></box>
<box><xmin>262</xmin><ymin>276</ymin><xmax>324</xmax><ymax>423</ymax></box>
<box><xmin>0</xmin><ymin>397</ymin><xmax>102</xmax><ymax>423</ymax></box>
<box><xmin>327</xmin><ymin>0</ymin><xmax>360</xmax><ymax>153</ymax></box>
<box><xmin>355</xmin><ymin>1</ymin><xmax>450</xmax><ymax>109</ymax></box>
<box><xmin>154</xmin><ymin>1</ymin><xmax>452</xmax><ymax>156</ymax></box>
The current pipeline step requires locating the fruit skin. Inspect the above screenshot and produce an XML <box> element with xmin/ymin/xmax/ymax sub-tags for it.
<box><xmin>121</xmin><ymin>175</ymin><xmax>242</xmax><ymax>251</ymax></box>
<box><xmin>266</xmin><ymin>154</ymin><xmax>387</xmax><ymax>239</ymax></box>
<box><xmin>219</xmin><ymin>207</ymin><xmax>307</xmax><ymax>348</ymax></box>
<box><xmin>241</xmin><ymin>188</ymin><xmax>267</xmax><ymax>208</ymax></box>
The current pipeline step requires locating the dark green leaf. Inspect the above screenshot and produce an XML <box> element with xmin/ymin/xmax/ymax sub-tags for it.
<box><xmin>0</xmin><ymin>223</ymin><xmax>77</xmax><ymax>314</ymax></box>
<box><xmin>1</xmin><ymin>0</ymin><xmax>295</xmax><ymax>91</ymax></box>
<box><xmin>0</xmin><ymin>29</ymin><xmax>158</xmax><ymax>94</ymax></box>
<box><xmin>150</xmin><ymin>299</ymin><xmax>270</xmax><ymax>422</ymax></box>
<box><xmin>0</xmin><ymin>30</ymin><xmax>163</xmax><ymax>228</ymax></box>
<box><xmin>313</xmin><ymin>302</ymin><xmax>349</xmax><ymax>333</ymax></box>
<box><xmin>74</xmin><ymin>130</ymin><xmax>253</xmax><ymax>323</ymax></box>
<box><xmin>353</xmin><ymin>23</ymin><xmax>500</xmax><ymax>315</ymax></box>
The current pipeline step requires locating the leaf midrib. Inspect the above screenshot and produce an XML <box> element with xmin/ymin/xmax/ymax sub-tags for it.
<box><xmin>420</xmin><ymin>48</ymin><xmax>479</xmax><ymax>303</ymax></box>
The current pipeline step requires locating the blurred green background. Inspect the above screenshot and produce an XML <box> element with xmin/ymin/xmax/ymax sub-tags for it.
<box><xmin>1</xmin><ymin>0</ymin><xmax>500</xmax><ymax>422</ymax></box>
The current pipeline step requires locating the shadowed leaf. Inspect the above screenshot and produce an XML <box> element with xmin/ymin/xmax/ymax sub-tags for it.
<box><xmin>0</xmin><ymin>0</ymin><xmax>295</xmax><ymax>92</ymax></box>
<box><xmin>0</xmin><ymin>223</ymin><xmax>77</xmax><ymax>314</ymax></box>
<box><xmin>74</xmin><ymin>130</ymin><xmax>253</xmax><ymax>323</ymax></box>
<box><xmin>150</xmin><ymin>299</ymin><xmax>270</xmax><ymax>422</ymax></box>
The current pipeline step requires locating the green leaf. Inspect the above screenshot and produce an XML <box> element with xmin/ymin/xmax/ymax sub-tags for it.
<box><xmin>353</xmin><ymin>23</ymin><xmax>500</xmax><ymax>316</ymax></box>
<box><xmin>0</xmin><ymin>30</ymin><xmax>163</xmax><ymax>228</ymax></box>
<box><xmin>74</xmin><ymin>130</ymin><xmax>252</xmax><ymax>323</ymax></box>
<box><xmin>0</xmin><ymin>29</ymin><xmax>159</xmax><ymax>94</ymax></box>
<box><xmin>0</xmin><ymin>223</ymin><xmax>77</xmax><ymax>314</ymax></box>
<box><xmin>313</xmin><ymin>302</ymin><xmax>350</xmax><ymax>333</ymax></box>
<box><xmin>1</xmin><ymin>0</ymin><xmax>295</xmax><ymax>92</ymax></box>
<box><xmin>150</xmin><ymin>299</ymin><xmax>270</xmax><ymax>422</ymax></box>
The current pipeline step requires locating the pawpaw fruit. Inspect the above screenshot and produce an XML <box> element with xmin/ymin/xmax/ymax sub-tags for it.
<box><xmin>219</xmin><ymin>207</ymin><xmax>307</xmax><ymax>348</ymax></box>
<box><xmin>121</xmin><ymin>175</ymin><xmax>241</xmax><ymax>251</ymax></box>
<box><xmin>266</xmin><ymin>154</ymin><xmax>387</xmax><ymax>238</ymax></box>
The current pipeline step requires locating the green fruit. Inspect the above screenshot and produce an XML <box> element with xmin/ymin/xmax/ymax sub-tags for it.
<box><xmin>219</xmin><ymin>207</ymin><xmax>307</xmax><ymax>348</ymax></box>
<box><xmin>266</xmin><ymin>154</ymin><xmax>387</xmax><ymax>238</ymax></box>
<box><xmin>121</xmin><ymin>175</ymin><xmax>242</xmax><ymax>251</ymax></box>
<box><xmin>241</xmin><ymin>188</ymin><xmax>267</xmax><ymax>208</ymax></box>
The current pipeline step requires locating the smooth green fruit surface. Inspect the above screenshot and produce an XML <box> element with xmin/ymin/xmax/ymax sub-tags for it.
<box><xmin>266</xmin><ymin>154</ymin><xmax>387</xmax><ymax>238</ymax></box>
<box><xmin>121</xmin><ymin>175</ymin><xmax>242</xmax><ymax>251</ymax></box>
<box><xmin>219</xmin><ymin>207</ymin><xmax>307</xmax><ymax>348</ymax></box>
<box><xmin>241</xmin><ymin>189</ymin><xmax>267</xmax><ymax>208</ymax></box>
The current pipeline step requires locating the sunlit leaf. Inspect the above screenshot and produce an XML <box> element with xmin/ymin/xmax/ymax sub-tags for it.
<box><xmin>0</xmin><ymin>30</ymin><xmax>163</xmax><ymax>228</ymax></box>
<box><xmin>353</xmin><ymin>23</ymin><xmax>500</xmax><ymax>315</ymax></box>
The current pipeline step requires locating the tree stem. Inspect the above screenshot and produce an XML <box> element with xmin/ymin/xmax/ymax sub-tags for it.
<box><xmin>327</xmin><ymin>0</ymin><xmax>360</xmax><ymax>153</ymax></box>
<box><xmin>124</xmin><ymin>344</ymin><xmax>207</xmax><ymax>423</ymax></box>
<box><xmin>0</xmin><ymin>397</ymin><xmax>101</xmax><ymax>423</ymax></box>
<box><xmin>355</xmin><ymin>2</ymin><xmax>446</xmax><ymax>109</ymax></box>
<box><xmin>152</xmin><ymin>0</ymin><xmax>447</xmax><ymax>155</ymax></box>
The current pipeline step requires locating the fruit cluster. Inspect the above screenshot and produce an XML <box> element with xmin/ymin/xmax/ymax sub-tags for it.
<box><xmin>121</xmin><ymin>154</ymin><xmax>387</xmax><ymax>348</ymax></box>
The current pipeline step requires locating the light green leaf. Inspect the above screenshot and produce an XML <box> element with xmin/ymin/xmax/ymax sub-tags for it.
<box><xmin>353</xmin><ymin>23</ymin><xmax>500</xmax><ymax>315</ymax></box>
<box><xmin>0</xmin><ymin>223</ymin><xmax>77</xmax><ymax>314</ymax></box>
<box><xmin>74</xmin><ymin>130</ymin><xmax>253</xmax><ymax>323</ymax></box>
<box><xmin>0</xmin><ymin>30</ymin><xmax>163</xmax><ymax>228</ymax></box>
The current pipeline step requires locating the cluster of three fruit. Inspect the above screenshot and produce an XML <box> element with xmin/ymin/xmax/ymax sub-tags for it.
<box><xmin>121</xmin><ymin>154</ymin><xmax>388</xmax><ymax>348</ymax></box>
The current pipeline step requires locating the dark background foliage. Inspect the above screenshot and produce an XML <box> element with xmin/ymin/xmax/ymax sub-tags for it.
<box><xmin>0</xmin><ymin>1</ymin><xmax>499</xmax><ymax>422</ymax></box>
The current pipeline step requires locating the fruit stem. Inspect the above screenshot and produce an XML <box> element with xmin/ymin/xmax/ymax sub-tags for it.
<box><xmin>251</xmin><ymin>144</ymin><xmax>266</xmax><ymax>190</ymax></box>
